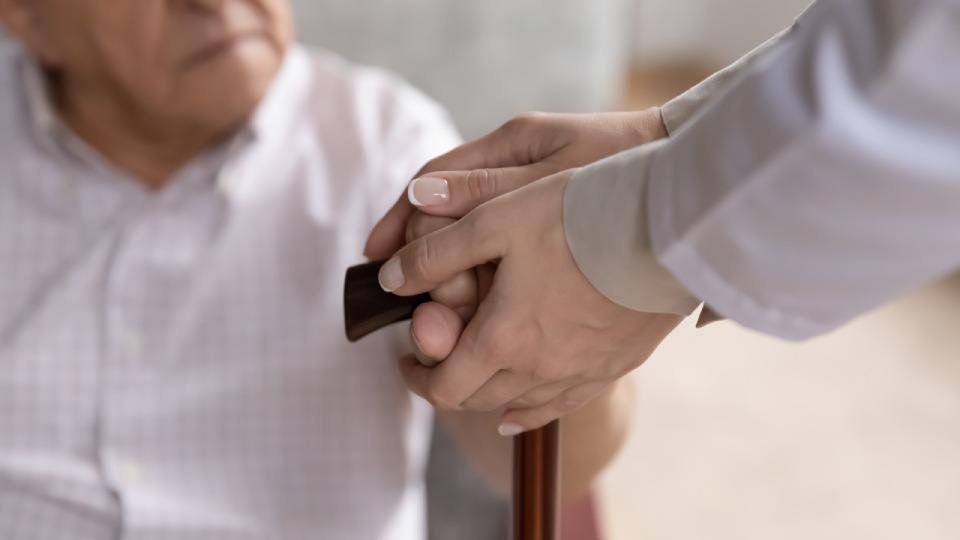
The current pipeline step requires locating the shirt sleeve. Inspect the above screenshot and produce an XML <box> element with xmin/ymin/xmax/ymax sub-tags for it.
<box><xmin>565</xmin><ymin>8</ymin><xmax>805</xmax><ymax>318</ymax></box>
<box><xmin>565</xmin><ymin>0</ymin><xmax>960</xmax><ymax>340</ymax></box>
<box><xmin>660</xmin><ymin>21</ymin><xmax>801</xmax><ymax>135</ymax></box>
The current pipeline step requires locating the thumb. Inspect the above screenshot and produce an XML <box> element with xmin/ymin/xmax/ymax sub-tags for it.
<box><xmin>408</xmin><ymin>162</ymin><xmax>558</xmax><ymax>219</ymax></box>
<box><xmin>364</xmin><ymin>122</ymin><xmax>532</xmax><ymax>260</ymax></box>
<box><xmin>410</xmin><ymin>302</ymin><xmax>464</xmax><ymax>366</ymax></box>
<box><xmin>378</xmin><ymin>208</ymin><xmax>505</xmax><ymax>296</ymax></box>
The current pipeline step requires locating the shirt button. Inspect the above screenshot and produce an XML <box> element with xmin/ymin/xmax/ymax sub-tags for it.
<box><xmin>118</xmin><ymin>459</ymin><xmax>144</xmax><ymax>484</ymax></box>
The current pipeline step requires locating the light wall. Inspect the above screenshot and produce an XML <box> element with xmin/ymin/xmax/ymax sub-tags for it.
<box><xmin>290</xmin><ymin>0</ymin><xmax>632</xmax><ymax>138</ymax></box>
<box><xmin>635</xmin><ymin>0</ymin><xmax>812</xmax><ymax>66</ymax></box>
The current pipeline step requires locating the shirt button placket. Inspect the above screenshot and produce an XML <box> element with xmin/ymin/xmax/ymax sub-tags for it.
<box><xmin>101</xmin><ymin>210</ymin><xmax>152</xmax><ymax>527</ymax></box>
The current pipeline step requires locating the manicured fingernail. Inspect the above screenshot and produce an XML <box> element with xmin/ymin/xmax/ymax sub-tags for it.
<box><xmin>379</xmin><ymin>258</ymin><xmax>405</xmax><ymax>292</ymax></box>
<box><xmin>408</xmin><ymin>177</ymin><xmax>449</xmax><ymax>207</ymax></box>
<box><xmin>498</xmin><ymin>423</ymin><xmax>525</xmax><ymax>437</ymax></box>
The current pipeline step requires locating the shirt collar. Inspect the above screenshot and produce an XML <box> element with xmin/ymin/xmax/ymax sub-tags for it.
<box><xmin>213</xmin><ymin>45</ymin><xmax>313</xmax><ymax>201</ymax></box>
<box><xmin>17</xmin><ymin>47</ymin><xmax>66</xmax><ymax>150</ymax></box>
<box><xmin>248</xmin><ymin>45</ymin><xmax>312</xmax><ymax>145</ymax></box>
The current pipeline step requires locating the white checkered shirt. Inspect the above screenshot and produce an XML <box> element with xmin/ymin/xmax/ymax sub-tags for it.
<box><xmin>0</xmin><ymin>42</ymin><xmax>461</xmax><ymax>540</ymax></box>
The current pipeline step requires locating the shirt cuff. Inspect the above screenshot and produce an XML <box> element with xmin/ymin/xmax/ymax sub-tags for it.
<box><xmin>563</xmin><ymin>141</ymin><xmax>701</xmax><ymax>316</ymax></box>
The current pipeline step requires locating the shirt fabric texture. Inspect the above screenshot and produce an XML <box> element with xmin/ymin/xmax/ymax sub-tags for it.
<box><xmin>0</xmin><ymin>43</ymin><xmax>461</xmax><ymax>540</ymax></box>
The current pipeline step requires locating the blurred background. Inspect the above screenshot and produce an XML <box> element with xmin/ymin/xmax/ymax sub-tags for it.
<box><xmin>288</xmin><ymin>0</ymin><xmax>812</xmax><ymax>138</ymax></box>
<box><xmin>5</xmin><ymin>1</ymin><xmax>958</xmax><ymax>538</ymax></box>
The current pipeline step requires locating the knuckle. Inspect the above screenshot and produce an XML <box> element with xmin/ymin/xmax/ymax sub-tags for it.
<box><xmin>481</xmin><ymin>336</ymin><xmax>518</xmax><ymax>371</ymax></box>
<box><xmin>481</xmin><ymin>343</ymin><xmax>512</xmax><ymax>371</ymax></box>
<box><xmin>529</xmin><ymin>357</ymin><xmax>566</xmax><ymax>383</ymax></box>
<box><xmin>462</xmin><ymin>396</ymin><xmax>499</xmax><ymax>413</ymax></box>
<box><xmin>501</xmin><ymin>116</ymin><xmax>524</xmax><ymax>134</ymax></box>
<box><xmin>532</xmin><ymin>363</ymin><xmax>564</xmax><ymax>383</ymax></box>
<box><xmin>431</xmin><ymin>271</ymin><xmax>477</xmax><ymax>307</ymax></box>
<box><xmin>510</xmin><ymin>395</ymin><xmax>534</xmax><ymax>409</ymax></box>
<box><xmin>503</xmin><ymin>112</ymin><xmax>547</xmax><ymax>136</ymax></box>
<box><xmin>465</xmin><ymin>168</ymin><xmax>499</xmax><ymax>203</ymax></box>
<box><xmin>424</xmin><ymin>388</ymin><xmax>459</xmax><ymax>411</ymax></box>
<box><xmin>408</xmin><ymin>241</ymin><xmax>439</xmax><ymax>282</ymax></box>
<box><xmin>555</xmin><ymin>390</ymin><xmax>582</xmax><ymax>413</ymax></box>
<box><xmin>514</xmin><ymin>111</ymin><xmax>548</xmax><ymax>126</ymax></box>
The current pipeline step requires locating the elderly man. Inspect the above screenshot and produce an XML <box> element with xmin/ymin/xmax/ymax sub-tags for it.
<box><xmin>0</xmin><ymin>1</ymin><xmax>637</xmax><ymax>539</ymax></box>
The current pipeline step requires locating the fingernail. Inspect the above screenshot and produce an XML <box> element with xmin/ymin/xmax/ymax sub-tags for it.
<box><xmin>378</xmin><ymin>258</ymin><xmax>405</xmax><ymax>292</ymax></box>
<box><xmin>408</xmin><ymin>177</ymin><xmax>449</xmax><ymax>207</ymax></box>
<box><xmin>410</xmin><ymin>328</ymin><xmax>439</xmax><ymax>368</ymax></box>
<box><xmin>498</xmin><ymin>423</ymin><xmax>525</xmax><ymax>437</ymax></box>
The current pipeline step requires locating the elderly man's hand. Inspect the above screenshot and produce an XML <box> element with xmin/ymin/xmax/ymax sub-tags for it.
<box><xmin>401</xmin><ymin>211</ymin><xmax>491</xmax><ymax>368</ymax></box>
<box><xmin>364</xmin><ymin>109</ymin><xmax>668</xmax><ymax>260</ymax></box>
<box><xmin>381</xmin><ymin>169</ymin><xmax>682</xmax><ymax>434</ymax></box>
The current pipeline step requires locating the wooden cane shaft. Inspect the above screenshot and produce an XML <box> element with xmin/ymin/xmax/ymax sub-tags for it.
<box><xmin>513</xmin><ymin>420</ymin><xmax>560</xmax><ymax>540</ymax></box>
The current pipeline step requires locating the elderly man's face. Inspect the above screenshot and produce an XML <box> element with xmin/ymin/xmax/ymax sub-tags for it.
<box><xmin>1</xmin><ymin>0</ymin><xmax>294</xmax><ymax>128</ymax></box>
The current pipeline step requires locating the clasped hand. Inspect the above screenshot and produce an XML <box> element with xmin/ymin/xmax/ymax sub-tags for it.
<box><xmin>365</xmin><ymin>110</ymin><xmax>683</xmax><ymax>434</ymax></box>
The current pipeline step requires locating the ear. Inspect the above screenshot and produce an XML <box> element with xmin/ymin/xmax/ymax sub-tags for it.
<box><xmin>0</xmin><ymin>0</ymin><xmax>64</xmax><ymax>67</ymax></box>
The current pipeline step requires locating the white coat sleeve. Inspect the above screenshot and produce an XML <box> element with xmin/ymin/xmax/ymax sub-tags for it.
<box><xmin>660</xmin><ymin>22</ymin><xmax>800</xmax><ymax>135</ymax></box>
<box><xmin>564</xmin><ymin>0</ymin><xmax>960</xmax><ymax>340</ymax></box>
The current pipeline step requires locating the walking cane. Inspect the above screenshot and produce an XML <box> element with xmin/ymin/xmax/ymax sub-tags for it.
<box><xmin>344</xmin><ymin>261</ymin><xmax>560</xmax><ymax>540</ymax></box>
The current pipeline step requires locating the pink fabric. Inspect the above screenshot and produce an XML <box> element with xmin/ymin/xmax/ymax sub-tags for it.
<box><xmin>561</xmin><ymin>493</ymin><xmax>603</xmax><ymax>540</ymax></box>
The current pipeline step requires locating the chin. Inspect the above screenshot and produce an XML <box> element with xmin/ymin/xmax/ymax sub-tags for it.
<box><xmin>180</xmin><ymin>52</ymin><xmax>282</xmax><ymax>132</ymax></box>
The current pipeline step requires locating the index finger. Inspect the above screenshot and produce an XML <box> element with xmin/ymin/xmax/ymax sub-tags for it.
<box><xmin>364</xmin><ymin>120</ymin><xmax>536</xmax><ymax>260</ymax></box>
<box><xmin>379</xmin><ymin>207</ymin><xmax>504</xmax><ymax>296</ymax></box>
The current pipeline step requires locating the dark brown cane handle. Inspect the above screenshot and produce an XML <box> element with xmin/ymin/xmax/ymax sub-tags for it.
<box><xmin>343</xmin><ymin>260</ymin><xmax>431</xmax><ymax>342</ymax></box>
